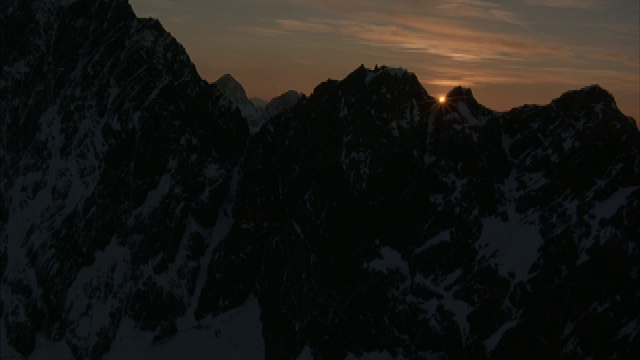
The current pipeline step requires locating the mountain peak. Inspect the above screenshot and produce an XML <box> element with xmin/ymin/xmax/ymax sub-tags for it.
<box><xmin>310</xmin><ymin>64</ymin><xmax>429</xmax><ymax>102</ymax></box>
<box><xmin>214</xmin><ymin>74</ymin><xmax>265</xmax><ymax>131</ymax></box>
<box><xmin>215</xmin><ymin>74</ymin><xmax>248</xmax><ymax>100</ymax></box>
<box><xmin>552</xmin><ymin>84</ymin><xmax>615</xmax><ymax>108</ymax></box>
<box><xmin>341</xmin><ymin>64</ymin><xmax>416</xmax><ymax>86</ymax></box>
<box><xmin>265</xmin><ymin>90</ymin><xmax>303</xmax><ymax>117</ymax></box>
<box><xmin>446</xmin><ymin>86</ymin><xmax>476</xmax><ymax>102</ymax></box>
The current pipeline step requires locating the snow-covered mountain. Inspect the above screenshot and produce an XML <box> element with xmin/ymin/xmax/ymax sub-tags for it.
<box><xmin>214</xmin><ymin>74</ymin><xmax>302</xmax><ymax>134</ymax></box>
<box><xmin>214</xmin><ymin>74</ymin><xmax>264</xmax><ymax>133</ymax></box>
<box><xmin>2</xmin><ymin>1</ymin><xmax>639</xmax><ymax>359</ymax></box>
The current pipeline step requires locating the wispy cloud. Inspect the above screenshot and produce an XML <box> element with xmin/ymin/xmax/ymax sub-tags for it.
<box><xmin>489</xmin><ymin>9</ymin><xmax>530</xmax><ymax>29</ymax></box>
<box><xmin>238</xmin><ymin>26</ymin><xmax>289</xmax><ymax>37</ymax></box>
<box><xmin>276</xmin><ymin>19</ymin><xmax>333</xmax><ymax>33</ymax></box>
<box><xmin>591</xmin><ymin>53</ymin><xmax>640</xmax><ymax>68</ymax></box>
<box><xmin>269</xmin><ymin>16</ymin><xmax>569</xmax><ymax>62</ymax></box>
<box><xmin>524</xmin><ymin>0</ymin><xmax>604</xmax><ymax>9</ymax></box>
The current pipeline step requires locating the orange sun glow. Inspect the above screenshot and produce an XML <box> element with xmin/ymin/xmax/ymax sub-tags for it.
<box><xmin>439</xmin><ymin>96</ymin><xmax>446</xmax><ymax>104</ymax></box>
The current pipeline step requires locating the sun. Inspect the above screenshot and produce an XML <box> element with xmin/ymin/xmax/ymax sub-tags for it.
<box><xmin>439</xmin><ymin>96</ymin><xmax>446</xmax><ymax>104</ymax></box>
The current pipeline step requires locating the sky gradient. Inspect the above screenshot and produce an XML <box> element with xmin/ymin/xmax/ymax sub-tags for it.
<box><xmin>129</xmin><ymin>0</ymin><xmax>639</xmax><ymax>122</ymax></box>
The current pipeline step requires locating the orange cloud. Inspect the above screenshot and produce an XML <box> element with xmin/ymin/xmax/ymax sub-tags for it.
<box><xmin>271</xmin><ymin>16</ymin><xmax>571</xmax><ymax>62</ymax></box>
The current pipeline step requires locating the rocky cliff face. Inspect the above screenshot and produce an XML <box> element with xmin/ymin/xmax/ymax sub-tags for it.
<box><xmin>2</xmin><ymin>1</ymin><xmax>639</xmax><ymax>359</ymax></box>
<box><xmin>1</xmin><ymin>0</ymin><xmax>247</xmax><ymax>358</ymax></box>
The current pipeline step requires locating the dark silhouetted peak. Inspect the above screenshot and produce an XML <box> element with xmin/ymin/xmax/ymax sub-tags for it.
<box><xmin>446</xmin><ymin>86</ymin><xmax>477</xmax><ymax>104</ymax></box>
<box><xmin>310</xmin><ymin>65</ymin><xmax>430</xmax><ymax>105</ymax></box>
<box><xmin>432</xmin><ymin>85</ymin><xmax>494</xmax><ymax>127</ymax></box>
<box><xmin>265</xmin><ymin>90</ymin><xmax>303</xmax><ymax>117</ymax></box>
<box><xmin>551</xmin><ymin>84</ymin><xmax>617</xmax><ymax>113</ymax></box>
<box><xmin>341</xmin><ymin>64</ymin><xmax>418</xmax><ymax>87</ymax></box>
<box><xmin>309</xmin><ymin>78</ymin><xmax>340</xmax><ymax>101</ymax></box>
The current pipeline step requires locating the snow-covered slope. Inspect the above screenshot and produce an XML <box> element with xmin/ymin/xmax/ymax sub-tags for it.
<box><xmin>2</xmin><ymin>1</ymin><xmax>639</xmax><ymax>358</ymax></box>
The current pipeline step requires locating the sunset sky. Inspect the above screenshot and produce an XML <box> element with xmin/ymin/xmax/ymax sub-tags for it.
<box><xmin>129</xmin><ymin>0</ymin><xmax>639</xmax><ymax>122</ymax></box>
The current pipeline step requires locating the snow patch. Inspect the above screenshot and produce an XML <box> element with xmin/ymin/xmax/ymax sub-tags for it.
<box><xmin>367</xmin><ymin>246</ymin><xmax>409</xmax><ymax>276</ymax></box>
<box><xmin>415</xmin><ymin>230</ymin><xmax>450</xmax><ymax>254</ymax></box>
<box><xmin>139</xmin><ymin>174</ymin><xmax>172</xmax><ymax>217</ymax></box>
<box><xmin>414</xmin><ymin>269</ymin><xmax>473</xmax><ymax>341</ymax></box>
<box><xmin>105</xmin><ymin>295</ymin><xmax>264</xmax><ymax>360</ymax></box>
<box><xmin>593</xmin><ymin>186</ymin><xmax>637</xmax><ymax>220</ymax></box>
<box><xmin>477</xmin><ymin>206</ymin><xmax>544</xmax><ymax>283</ymax></box>
<box><xmin>484</xmin><ymin>319</ymin><xmax>519</xmax><ymax>352</ymax></box>
<box><xmin>456</xmin><ymin>102</ymin><xmax>480</xmax><ymax>126</ymax></box>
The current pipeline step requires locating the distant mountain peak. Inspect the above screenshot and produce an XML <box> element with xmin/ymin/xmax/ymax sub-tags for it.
<box><xmin>214</xmin><ymin>74</ymin><xmax>264</xmax><ymax>131</ymax></box>
<box><xmin>544</xmin><ymin>84</ymin><xmax>629</xmax><ymax>128</ymax></box>
<box><xmin>552</xmin><ymin>84</ymin><xmax>616</xmax><ymax>108</ymax></box>
<box><xmin>215</xmin><ymin>73</ymin><xmax>249</xmax><ymax>100</ymax></box>
<box><xmin>264</xmin><ymin>90</ymin><xmax>302</xmax><ymax>118</ymax></box>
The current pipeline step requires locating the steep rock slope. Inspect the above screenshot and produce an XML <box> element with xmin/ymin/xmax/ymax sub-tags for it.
<box><xmin>1</xmin><ymin>0</ymin><xmax>248</xmax><ymax>358</ymax></box>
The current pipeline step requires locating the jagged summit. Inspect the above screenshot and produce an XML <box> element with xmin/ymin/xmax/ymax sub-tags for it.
<box><xmin>446</xmin><ymin>86</ymin><xmax>476</xmax><ymax>103</ymax></box>
<box><xmin>551</xmin><ymin>84</ymin><xmax>617</xmax><ymax>111</ymax></box>
<box><xmin>310</xmin><ymin>64</ymin><xmax>430</xmax><ymax>103</ymax></box>
<box><xmin>214</xmin><ymin>74</ymin><xmax>265</xmax><ymax>132</ymax></box>
<box><xmin>442</xmin><ymin>85</ymin><xmax>486</xmax><ymax>118</ymax></box>
<box><xmin>214</xmin><ymin>74</ymin><xmax>251</xmax><ymax>107</ymax></box>
<box><xmin>341</xmin><ymin>64</ymin><xmax>420</xmax><ymax>86</ymax></box>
